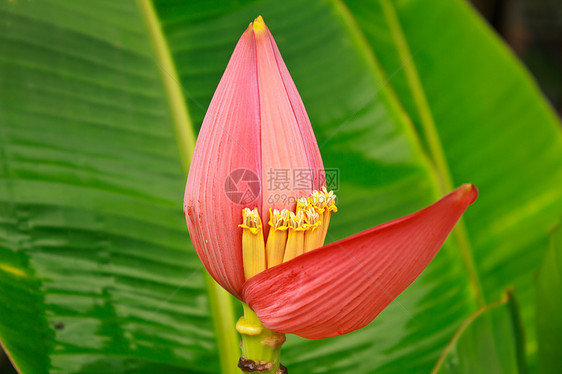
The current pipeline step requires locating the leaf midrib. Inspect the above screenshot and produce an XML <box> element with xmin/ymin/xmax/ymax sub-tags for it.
<box><xmin>334</xmin><ymin>0</ymin><xmax>485</xmax><ymax>307</ymax></box>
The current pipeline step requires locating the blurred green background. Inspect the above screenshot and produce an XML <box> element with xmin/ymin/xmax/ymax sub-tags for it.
<box><xmin>472</xmin><ymin>0</ymin><xmax>562</xmax><ymax>115</ymax></box>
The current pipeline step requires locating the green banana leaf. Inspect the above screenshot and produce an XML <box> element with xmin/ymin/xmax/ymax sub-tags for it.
<box><xmin>536</xmin><ymin>225</ymin><xmax>562</xmax><ymax>374</ymax></box>
<box><xmin>432</xmin><ymin>292</ymin><xmax>527</xmax><ymax>374</ymax></box>
<box><xmin>0</xmin><ymin>0</ymin><xmax>560</xmax><ymax>373</ymax></box>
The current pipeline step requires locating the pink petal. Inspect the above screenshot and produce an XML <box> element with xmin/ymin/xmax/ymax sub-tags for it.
<box><xmin>184</xmin><ymin>25</ymin><xmax>260</xmax><ymax>297</ymax></box>
<box><xmin>255</xmin><ymin>22</ymin><xmax>324</xmax><ymax>231</ymax></box>
<box><xmin>268</xmin><ymin>28</ymin><xmax>324</xmax><ymax>188</ymax></box>
<box><xmin>241</xmin><ymin>184</ymin><xmax>478</xmax><ymax>338</ymax></box>
<box><xmin>184</xmin><ymin>19</ymin><xmax>325</xmax><ymax>297</ymax></box>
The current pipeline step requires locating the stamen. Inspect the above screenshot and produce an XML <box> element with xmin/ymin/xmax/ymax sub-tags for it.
<box><xmin>303</xmin><ymin>207</ymin><xmax>323</xmax><ymax>253</ymax></box>
<box><xmin>304</xmin><ymin>207</ymin><xmax>320</xmax><ymax>226</ymax></box>
<box><xmin>309</xmin><ymin>190</ymin><xmax>326</xmax><ymax>213</ymax></box>
<box><xmin>322</xmin><ymin>186</ymin><xmax>338</xmax><ymax>212</ymax></box>
<box><xmin>270</xmin><ymin>208</ymin><xmax>289</xmax><ymax>229</ymax></box>
<box><xmin>320</xmin><ymin>187</ymin><xmax>337</xmax><ymax>244</ymax></box>
<box><xmin>282</xmin><ymin>210</ymin><xmax>307</xmax><ymax>262</ymax></box>
<box><xmin>266</xmin><ymin>209</ymin><xmax>289</xmax><ymax>268</ymax></box>
<box><xmin>296</xmin><ymin>197</ymin><xmax>309</xmax><ymax>212</ymax></box>
<box><xmin>239</xmin><ymin>208</ymin><xmax>266</xmax><ymax>279</ymax></box>
<box><xmin>240</xmin><ymin>189</ymin><xmax>337</xmax><ymax>275</ymax></box>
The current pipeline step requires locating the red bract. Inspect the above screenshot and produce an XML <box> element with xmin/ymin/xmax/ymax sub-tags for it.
<box><xmin>242</xmin><ymin>184</ymin><xmax>477</xmax><ymax>338</ymax></box>
<box><xmin>184</xmin><ymin>17</ymin><xmax>478</xmax><ymax>339</ymax></box>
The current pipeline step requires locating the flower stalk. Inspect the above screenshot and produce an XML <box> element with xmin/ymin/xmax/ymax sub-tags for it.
<box><xmin>237</xmin><ymin>303</ymin><xmax>286</xmax><ymax>373</ymax></box>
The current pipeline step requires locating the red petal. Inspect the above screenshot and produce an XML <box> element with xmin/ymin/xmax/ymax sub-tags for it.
<box><xmin>241</xmin><ymin>184</ymin><xmax>478</xmax><ymax>338</ymax></box>
<box><xmin>184</xmin><ymin>25</ymin><xmax>260</xmax><ymax>298</ymax></box>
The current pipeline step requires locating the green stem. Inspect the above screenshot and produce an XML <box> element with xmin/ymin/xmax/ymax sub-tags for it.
<box><xmin>136</xmin><ymin>0</ymin><xmax>196</xmax><ymax>174</ymax></box>
<box><xmin>206</xmin><ymin>274</ymin><xmax>242</xmax><ymax>374</ymax></box>
<box><xmin>137</xmin><ymin>1</ymin><xmax>241</xmax><ymax>372</ymax></box>
<box><xmin>236</xmin><ymin>303</ymin><xmax>286</xmax><ymax>374</ymax></box>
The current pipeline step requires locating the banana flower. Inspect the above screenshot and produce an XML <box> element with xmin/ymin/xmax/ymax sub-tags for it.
<box><xmin>184</xmin><ymin>16</ymin><xmax>477</xmax><ymax>373</ymax></box>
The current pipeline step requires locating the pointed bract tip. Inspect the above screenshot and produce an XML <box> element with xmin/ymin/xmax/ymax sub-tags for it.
<box><xmin>456</xmin><ymin>183</ymin><xmax>478</xmax><ymax>205</ymax></box>
<box><xmin>252</xmin><ymin>15</ymin><xmax>267</xmax><ymax>34</ymax></box>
